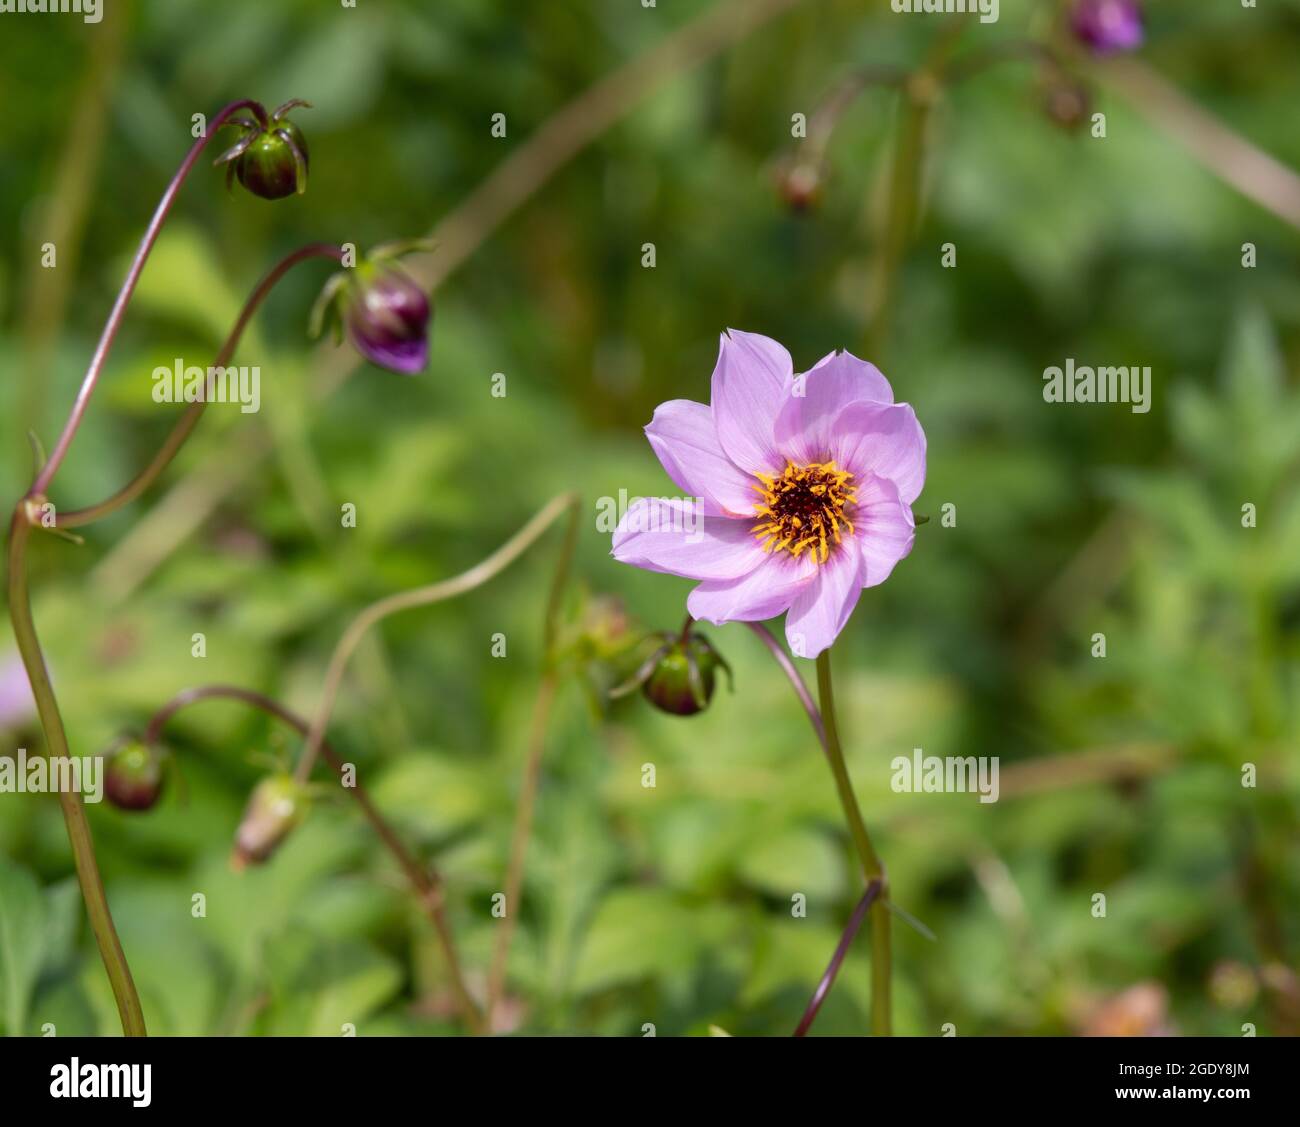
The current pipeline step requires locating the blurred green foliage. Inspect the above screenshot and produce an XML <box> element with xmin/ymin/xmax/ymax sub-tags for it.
<box><xmin>1</xmin><ymin>0</ymin><xmax>1298</xmax><ymax>1037</ymax></box>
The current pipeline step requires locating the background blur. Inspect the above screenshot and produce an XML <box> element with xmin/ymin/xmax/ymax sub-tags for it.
<box><xmin>1</xmin><ymin>0</ymin><xmax>1298</xmax><ymax>1037</ymax></box>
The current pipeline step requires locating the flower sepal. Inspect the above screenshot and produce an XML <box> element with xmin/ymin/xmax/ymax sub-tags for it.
<box><xmin>610</xmin><ymin>623</ymin><xmax>733</xmax><ymax>717</ymax></box>
<box><xmin>213</xmin><ymin>99</ymin><xmax>311</xmax><ymax>200</ymax></box>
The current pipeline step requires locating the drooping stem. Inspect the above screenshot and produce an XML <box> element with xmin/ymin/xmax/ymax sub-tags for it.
<box><xmin>57</xmin><ymin>243</ymin><xmax>344</xmax><ymax>529</ymax></box>
<box><xmin>143</xmin><ymin>684</ymin><xmax>484</xmax><ymax>1035</ymax></box>
<box><xmin>5</xmin><ymin>512</ymin><xmax>146</xmax><ymax>1036</ymax></box>
<box><xmin>816</xmin><ymin>648</ymin><xmax>891</xmax><ymax>1036</ymax></box>
<box><xmin>292</xmin><ymin>492</ymin><xmax>580</xmax><ymax>784</ymax></box>
<box><xmin>794</xmin><ymin>878</ymin><xmax>882</xmax><ymax>1037</ymax></box>
<box><xmin>745</xmin><ymin>621</ymin><xmax>825</xmax><ymax>746</ymax></box>
<box><xmin>29</xmin><ymin>99</ymin><xmax>267</xmax><ymax>498</ymax></box>
<box><xmin>0</xmin><ymin>104</ymin><xmax>267</xmax><ymax>1038</ymax></box>
<box><xmin>485</xmin><ymin>497</ymin><xmax>581</xmax><ymax>1025</ymax></box>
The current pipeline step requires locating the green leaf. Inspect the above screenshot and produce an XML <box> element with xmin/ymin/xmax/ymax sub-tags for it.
<box><xmin>0</xmin><ymin>858</ymin><xmax>47</xmax><ymax>1036</ymax></box>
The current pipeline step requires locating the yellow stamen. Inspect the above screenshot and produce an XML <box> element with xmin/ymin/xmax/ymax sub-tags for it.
<box><xmin>748</xmin><ymin>459</ymin><xmax>856</xmax><ymax>565</ymax></box>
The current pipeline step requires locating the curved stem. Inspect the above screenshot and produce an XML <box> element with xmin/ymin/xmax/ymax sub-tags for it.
<box><xmin>816</xmin><ymin>649</ymin><xmax>891</xmax><ymax>1036</ymax></box>
<box><xmin>485</xmin><ymin>497</ymin><xmax>581</xmax><ymax>1025</ymax></box>
<box><xmin>57</xmin><ymin>243</ymin><xmax>344</xmax><ymax>529</ymax></box>
<box><xmin>30</xmin><ymin>99</ymin><xmax>266</xmax><ymax>498</ymax></box>
<box><xmin>745</xmin><ymin>622</ymin><xmax>825</xmax><ymax>747</ymax></box>
<box><xmin>292</xmin><ymin>492</ymin><xmax>580</xmax><ymax>783</ymax></box>
<box><xmin>143</xmin><ymin>684</ymin><xmax>484</xmax><ymax>1035</ymax></box>
<box><xmin>485</xmin><ymin>672</ymin><xmax>558</xmax><ymax>1028</ymax></box>
<box><xmin>6</xmin><ymin>512</ymin><xmax>146</xmax><ymax>1036</ymax></box>
<box><xmin>794</xmin><ymin>878</ymin><xmax>882</xmax><ymax>1037</ymax></box>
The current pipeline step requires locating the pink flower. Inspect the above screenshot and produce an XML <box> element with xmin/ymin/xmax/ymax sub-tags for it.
<box><xmin>612</xmin><ymin>330</ymin><xmax>925</xmax><ymax>659</ymax></box>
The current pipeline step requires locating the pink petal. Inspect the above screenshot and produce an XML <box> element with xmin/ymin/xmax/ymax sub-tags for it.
<box><xmin>854</xmin><ymin>475</ymin><xmax>916</xmax><ymax>587</ymax></box>
<box><xmin>774</xmin><ymin>350</ymin><xmax>895</xmax><ymax>464</ymax></box>
<box><xmin>710</xmin><ymin>329</ymin><xmax>793</xmax><ymax>476</ymax></box>
<box><xmin>829</xmin><ymin>400</ymin><xmax>926</xmax><ymax>505</ymax></box>
<box><xmin>687</xmin><ymin>550</ymin><xmax>816</xmax><ymax>624</ymax></box>
<box><xmin>784</xmin><ymin>541</ymin><xmax>867</xmax><ymax>658</ymax></box>
<box><xmin>645</xmin><ymin>399</ymin><xmax>759</xmax><ymax>517</ymax></box>
<box><xmin>612</xmin><ymin>498</ymin><xmax>760</xmax><ymax>580</ymax></box>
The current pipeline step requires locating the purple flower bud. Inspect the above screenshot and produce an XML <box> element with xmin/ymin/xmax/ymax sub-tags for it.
<box><xmin>345</xmin><ymin>265</ymin><xmax>432</xmax><ymax>375</ymax></box>
<box><xmin>1071</xmin><ymin>0</ymin><xmax>1144</xmax><ymax>56</ymax></box>
<box><xmin>104</xmin><ymin>738</ymin><xmax>165</xmax><ymax>812</ymax></box>
<box><xmin>232</xmin><ymin>774</ymin><xmax>310</xmax><ymax>869</ymax></box>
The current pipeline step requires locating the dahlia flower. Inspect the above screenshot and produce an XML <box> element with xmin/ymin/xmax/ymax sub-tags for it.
<box><xmin>612</xmin><ymin>330</ymin><xmax>925</xmax><ymax>659</ymax></box>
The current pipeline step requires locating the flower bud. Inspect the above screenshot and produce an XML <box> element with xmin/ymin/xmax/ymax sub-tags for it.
<box><xmin>345</xmin><ymin>265</ymin><xmax>431</xmax><ymax>374</ymax></box>
<box><xmin>1040</xmin><ymin>73</ymin><xmax>1091</xmax><ymax>131</ymax></box>
<box><xmin>232</xmin><ymin>774</ymin><xmax>309</xmax><ymax>869</ymax></box>
<box><xmin>642</xmin><ymin>631</ymin><xmax>731</xmax><ymax>717</ymax></box>
<box><xmin>214</xmin><ymin>99</ymin><xmax>311</xmax><ymax>201</ymax></box>
<box><xmin>104</xmin><ymin>738</ymin><xmax>165</xmax><ymax>812</ymax></box>
<box><xmin>777</xmin><ymin>161</ymin><xmax>822</xmax><ymax>213</ymax></box>
<box><xmin>311</xmin><ymin>245</ymin><xmax>433</xmax><ymax>375</ymax></box>
<box><xmin>1070</xmin><ymin>0</ymin><xmax>1143</xmax><ymax>56</ymax></box>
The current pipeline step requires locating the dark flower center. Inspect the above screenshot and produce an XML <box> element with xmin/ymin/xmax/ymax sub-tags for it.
<box><xmin>750</xmin><ymin>460</ymin><xmax>856</xmax><ymax>563</ymax></box>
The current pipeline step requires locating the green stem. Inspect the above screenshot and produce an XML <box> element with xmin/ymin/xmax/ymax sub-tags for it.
<box><xmin>864</xmin><ymin>86</ymin><xmax>931</xmax><ymax>360</ymax></box>
<box><xmin>6</xmin><ymin>512</ymin><xmax>146</xmax><ymax>1036</ymax></box>
<box><xmin>143</xmin><ymin>685</ymin><xmax>484</xmax><ymax>1035</ymax></box>
<box><xmin>485</xmin><ymin>496</ymin><xmax>581</xmax><ymax>1025</ymax></box>
<box><xmin>292</xmin><ymin>492</ymin><xmax>580</xmax><ymax>784</ymax></box>
<box><xmin>816</xmin><ymin>648</ymin><xmax>891</xmax><ymax>1036</ymax></box>
<box><xmin>56</xmin><ymin>243</ymin><xmax>344</xmax><ymax>529</ymax></box>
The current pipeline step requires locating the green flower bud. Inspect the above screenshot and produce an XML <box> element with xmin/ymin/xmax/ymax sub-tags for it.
<box><xmin>214</xmin><ymin>99</ymin><xmax>311</xmax><ymax>201</ymax></box>
<box><xmin>232</xmin><ymin>773</ymin><xmax>310</xmax><ymax>869</ymax></box>
<box><xmin>103</xmin><ymin>737</ymin><xmax>165</xmax><ymax>812</ymax></box>
<box><xmin>610</xmin><ymin>626</ymin><xmax>733</xmax><ymax>717</ymax></box>
<box><xmin>644</xmin><ymin>635</ymin><xmax>726</xmax><ymax>716</ymax></box>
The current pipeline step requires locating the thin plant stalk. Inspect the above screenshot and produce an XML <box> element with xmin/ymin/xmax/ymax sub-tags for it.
<box><xmin>29</xmin><ymin>99</ymin><xmax>266</xmax><ymax>497</ymax></box>
<box><xmin>57</xmin><ymin>243</ymin><xmax>344</xmax><ymax>528</ymax></box>
<box><xmin>6</xmin><ymin>512</ymin><xmax>146</xmax><ymax>1036</ymax></box>
<box><xmin>292</xmin><ymin>492</ymin><xmax>581</xmax><ymax>783</ymax></box>
<box><xmin>6</xmin><ymin>100</ymin><xmax>281</xmax><ymax>1037</ymax></box>
<box><xmin>485</xmin><ymin>497</ymin><xmax>581</xmax><ymax>1025</ymax></box>
<box><xmin>794</xmin><ymin>879</ymin><xmax>882</xmax><ymax>1037</ymax></box>
<box><xmin>143</xmin><ymin>684</ymin><xmax>484</xmax><ymax>1035</ymax></box>
<box><xmin>746</xmin><ymin>622</ymin><xmax>891</xmax><ymax>1036</ymax></box>
<box><xmin>816</xmin><ymin>648</ymin><xmax>891</xmax><ymax>1036</ymax></box>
